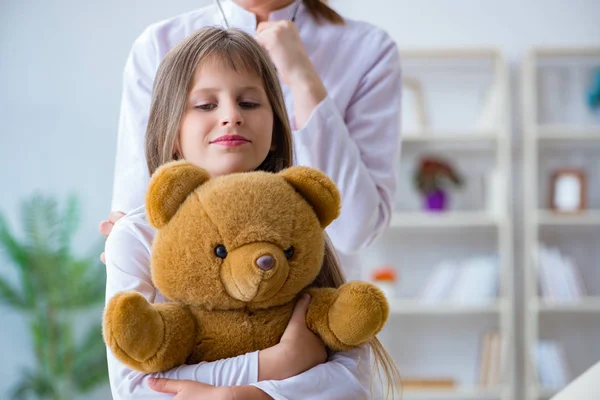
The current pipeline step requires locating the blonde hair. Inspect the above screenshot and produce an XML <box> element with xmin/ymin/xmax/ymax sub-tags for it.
<box><xmin>144</xmin><ymin>26</ymin><xmax>400</xmax><ymax>398</ymax></box>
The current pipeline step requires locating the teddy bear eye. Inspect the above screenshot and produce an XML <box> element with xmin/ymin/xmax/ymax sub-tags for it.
<box><xmin>214</xmin><ymin>244</ymin><xmax>228</xmax><ymax>259</ymax></box>
<box><xmin>284</xmin><ymin>246</ymin><xmax>295</xmax><ymax>260</ymax></box>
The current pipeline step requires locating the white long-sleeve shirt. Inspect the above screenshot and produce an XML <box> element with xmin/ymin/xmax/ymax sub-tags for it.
<box><xmin>110</xmin><ymin>0</ymin><xmax>402</xmax><ymax>280</ymax></box>
<box><xmin>105</xmin><ymin>206</ymin><xmax>374</xmax><ymax>399</ymax></box>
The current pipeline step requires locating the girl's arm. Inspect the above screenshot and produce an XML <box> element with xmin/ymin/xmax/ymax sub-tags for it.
<box><xmin>293</xmin><ymin>30</ymin><xmax>402</xmax><ymax>255</ymax></box>
<box><xmin>250</xmin><ymin>345</ymin><xmax>372</xmax><ymax>400</ymax></box>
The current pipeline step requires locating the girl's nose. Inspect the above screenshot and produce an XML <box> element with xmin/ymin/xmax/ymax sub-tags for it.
<box><xmin>220</xmin><ymin>105</ymin><xmax>244</xmax><ymax>127</ymax></box>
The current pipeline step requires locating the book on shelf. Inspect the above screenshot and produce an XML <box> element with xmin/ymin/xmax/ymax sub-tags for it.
<box><xmin>402</xmin><ymin>378</ymin><xmax>456</xmax><ymax>390</ymax></box>
<box><xmin>477</xmin><ymin>331</ymin><xmax>502</xmax><ymax>386</ymax></box>
<box><xmin>536</xmin><ymin>244</ymin><xmax>587</xmax><ymax>301</ymax></box>
<box><xmin>535</xmin><ymin>340</ymin><xmax>571</xmax><ymax>389</ymax></box>
<box><xmin>419</xmin><ymin>255</ymin><xmax>499</xmax><ymax>304</ymax></box>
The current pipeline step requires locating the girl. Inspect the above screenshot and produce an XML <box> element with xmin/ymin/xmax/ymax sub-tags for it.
<box><xmin>102</xmin><ymin>0</ymin><xmax>403</xmax><ymax>283</ymax></box>
<box><xmin>104</xmin><ymin>27</ymin><xmax>399</xmax><ymax>399</ymax></box>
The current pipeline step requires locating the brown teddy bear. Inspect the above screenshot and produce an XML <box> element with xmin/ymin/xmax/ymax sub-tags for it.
<box><xmin>103</xmin><ymin>161</ymin><xmax>389</xmax><ymax>373</ymax></box>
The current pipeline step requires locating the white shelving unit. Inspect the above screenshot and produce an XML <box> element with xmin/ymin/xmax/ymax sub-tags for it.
<box><xmin>362</xmin><ymin>49</ymin><xmax>514</xmax><ymax>400</ymax></box>
<box><xmin>522</xmin><ymin>47</ymin><xmax>600</xmax><ymax>400</ymax></box>
<box><xmin>401</xmin><ymin>386</ymin><xmax>506</xmax><ymax>400</ymax></box>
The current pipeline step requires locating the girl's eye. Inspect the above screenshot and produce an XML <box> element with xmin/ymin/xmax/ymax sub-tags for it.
<box><xmin>196</xmin><ymin>104</ymin><xmax>216</xmax><ymax>111</ymax></box>
<box><xmin>239</xmin><ymin>102</ymin><xmax>259</xmax><ymax>109</ymax></box>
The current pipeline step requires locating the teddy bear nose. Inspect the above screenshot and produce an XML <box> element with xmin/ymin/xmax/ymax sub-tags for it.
<box><xmin>256</xmin><ymin>255</ymin><xmax>275</xmax><ymax>271</ymax></box>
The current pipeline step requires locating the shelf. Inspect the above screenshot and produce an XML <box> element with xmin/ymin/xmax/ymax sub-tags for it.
<box><xmin>403</xmin><ymin>130</ymin><xmax>499</xmax><ymax>142</ymax></box>
<box><xmin>391</xmin><ymin>211</ymin><xmax>500</xmax><ymax>228</ymax></box>
<box><xmin>532</xmin><ymin>297</ymin><xmax>600</xmax><ymax>313</ymax></box>
<box><xmin>389</xmin><ymin>299</ymin><xmax>505</xmax><ymax>316</ymax></box>
<box><xmin>536</xmin><ymin>210</ymin><xmax>600</xmax><ymax>226</ymax></box>
<box><xmin>400</xmin><ymin>386</ymin><xmax>504</xmax><ymax>400</ymax></box>
<box><xmin>536</xmin><ymin>125</ymin><xmax>600</xmax><ymax>141</ymax></box>
<box><xmin>530</xmin><ymin>385</ymin><xmax>560</xmax><ymax>399</ymax></box>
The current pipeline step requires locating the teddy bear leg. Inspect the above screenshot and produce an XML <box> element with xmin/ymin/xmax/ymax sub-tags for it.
<box><xmin>103</xmin><ymin>291</ymin><xmax>196</xmax><ymax>373</ymax></box>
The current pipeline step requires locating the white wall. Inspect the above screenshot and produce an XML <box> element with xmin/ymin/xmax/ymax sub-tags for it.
<box><xmin>0</xmin><ymin>1</ymin><xmax>598</xmax><ymax>399</ymax></box>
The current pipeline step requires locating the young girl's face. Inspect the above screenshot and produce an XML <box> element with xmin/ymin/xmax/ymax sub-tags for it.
<box><xmin>178</xmin><ymin>60</ymin><xmax>274</xmax><ymax>177</ymax></box>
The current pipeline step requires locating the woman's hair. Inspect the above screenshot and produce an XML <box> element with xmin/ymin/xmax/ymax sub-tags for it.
<box><xmin>145</xmin><ymin>27</ymin><xmax>292</xmax><ymax>176</ymax></box>
<box><xmin>144</xmin><ymin>26</ymin><xmax>400</xmax><ymax>399</ymax></box>
<box><xmin>303</xmin><ymin>0</ymin><xmax>344</xmax><ymax>24</ymax></box>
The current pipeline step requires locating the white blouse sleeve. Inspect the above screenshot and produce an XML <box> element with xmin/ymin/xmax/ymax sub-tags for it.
<box><xmin>293</xmin><ymin>32</ymin><xmax>402</xmax><ymax>255</ymax></box>
<box><xmin>104</xmin><ymin>220</ymin><xmax>259</xmax><ymax>399</ymax></box>
<box><xmin>250</xmin><ymin>345</ymin><xmax>372</xmax><ymax>400</ymax></box>
<box><xmin>110</xmin><ymin>29</ymin><xmax>158</xmax><ymax>214</ymax></box>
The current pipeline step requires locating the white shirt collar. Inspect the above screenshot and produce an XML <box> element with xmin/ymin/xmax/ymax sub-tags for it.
<box><xmin>222</xmin><ymin>0</ymin><xmax>305</xmax><ymax>33</ymax></box>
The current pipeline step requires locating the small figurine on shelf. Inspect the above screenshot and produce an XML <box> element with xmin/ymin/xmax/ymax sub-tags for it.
<box><xmin>370</xmin><ymin>264</ymin><xmax>398</xmax><ymax>300</ymax></box>
<box><xmin>587</xmin><ymin>68</ymin><xmax>600</xmax><ymax>123</ymax></box>
<box><xmin>413</xmin><ymin>156</ymin><xmax>463</xmax><ymax>212</ymax></box>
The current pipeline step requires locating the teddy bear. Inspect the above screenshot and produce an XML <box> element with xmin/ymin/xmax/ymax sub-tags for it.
<box><xmin>103</xmin><ymin>161</ymin><xmax>389</xmax><ymax>373</ymax></box>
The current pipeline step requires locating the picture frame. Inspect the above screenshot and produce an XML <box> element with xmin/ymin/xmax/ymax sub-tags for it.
<box><xmin>550</xmin><ymin>169</ymin><xmax>587</xmax><ymax>213</ymax></box>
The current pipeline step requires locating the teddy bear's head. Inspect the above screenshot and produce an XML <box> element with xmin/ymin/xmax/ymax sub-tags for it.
<box><xmin>145</xmin><ymin>161</ymin><xmax>341</xmax><ymax>310</ymax></box>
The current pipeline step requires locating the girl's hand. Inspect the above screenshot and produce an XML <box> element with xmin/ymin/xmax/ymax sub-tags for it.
<box><xmin>258</xmin><ymin>294</ymin><xmax>327</xmax><ymax>380</ymax></box>
<box><xmin>99</xmin><ymin>211</ymin><xmax>125</xmax><ymax>263</ymax></box>
<box><xmin>148</xmin><ymin>378</ymin><xmax>232</xmax><ymax>400</ymax></box>
<box><xmin>148</xmin><ymin>378</ymin><xmax>272</xmax><ymax>400</ymax></box>
<box><xmin>255</xmin><ymin>21</ymin><xmax>326</xmax><ymax>129</ymax></box>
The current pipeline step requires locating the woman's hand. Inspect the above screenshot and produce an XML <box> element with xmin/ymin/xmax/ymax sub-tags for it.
<box><xmin>255</xmin><ymin>21</ymin><xmax>327</xmax><ymax>129</ymax></box>
<box><xmin>148</xmin><ymin>378</ymin><xmax>271</xmax><ymax>399</ymax></box>
<box><xmin>258</xmin><ymin>294</ymin><xmax>327</xmax><ymax>381</ymax></box>
<box><xmin>98</xmin><ymin>211</ymin><xmax>125</xmax><ymax>263</ymax></box>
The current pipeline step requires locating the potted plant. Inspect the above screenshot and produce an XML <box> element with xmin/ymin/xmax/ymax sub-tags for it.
<box><xmin>0</xmin><ymin>194</ymin><xmax>108</xmax><ymax>399</ymax></box>
<box><xmin>413</xmin><ymin>157</ymin><xmax>463</xmax><ymax>211</ymax></box>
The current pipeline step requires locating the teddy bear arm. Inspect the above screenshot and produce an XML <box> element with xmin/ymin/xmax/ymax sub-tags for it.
<box><xmin>305</xmin><ymin>282</ymin><xmax>389</xmax><ymax>352</ymax></box>
<box><xmin>103</xmin><ymin>291</ymin><xmax>196</xmax><ymax>373</ymax></box>
<box><xmin>303</xmin><ymin>288</ymin><xmax>351</xmax><ymax>352</ymax></box>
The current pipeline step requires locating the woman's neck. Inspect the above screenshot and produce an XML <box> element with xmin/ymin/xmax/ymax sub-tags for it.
<box><xmin>233</xmin><ymin>0</ymin><xmax>297</xmax><ymax>23</ymax></box>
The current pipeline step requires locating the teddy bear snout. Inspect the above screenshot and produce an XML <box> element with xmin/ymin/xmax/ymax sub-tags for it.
<box><xmin>256</xmin><ymin>255</ymin><xmax>275</xmax><ymax>271</ymax></box>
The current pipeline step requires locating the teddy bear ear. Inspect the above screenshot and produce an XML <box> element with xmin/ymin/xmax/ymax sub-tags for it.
<box><xmin>146</xmin><ymin>161</ymin><xmax>211</xmax><ymax>229</ymax></box>
<box><xmin>279</xmin><ymin>166</ymin><xmax>341</xmax><ymax>228</ymax></box>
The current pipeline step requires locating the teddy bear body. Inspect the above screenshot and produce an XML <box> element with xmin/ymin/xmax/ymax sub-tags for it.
<box><xmin>103</xmin><ymin>162</ymin><xmax>389</xmax><ymax>373</ymax></box>
<box><xmin>188</xmin><ymin>302</ymin><xmax>294</xmax><ymax>363</ymax></box>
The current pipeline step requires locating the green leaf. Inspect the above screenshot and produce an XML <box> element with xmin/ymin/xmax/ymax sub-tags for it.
<box><xmin>58</xmin><ymin>193</ymin><xmax>80</xmax><ymax>257</ymax></box>
<box><xmin>11</xmin><ymin>368</ymin><xmax>56</xmax><ymax>400</ymax></box>
<box><xmin>0</xmin><ymin>214</ymin><xmax>30</xmax><ymax>273</ymax></box>
<box><xmin>73</xmin><ymin>325</ymin><xmax>109</xmax><ymax>392</ymax></box>
<box><xmin>0</xmin><ymin>275</ymin><xmax>27</xmax><ymax>310</ymax></box>
<box><xmin>57</xmin><ymin>256</ymin><xmax>105</xmax><ymax>309</ymax></box>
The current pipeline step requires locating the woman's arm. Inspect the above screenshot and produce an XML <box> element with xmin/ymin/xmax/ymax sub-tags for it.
<box><xmin>255</xmin><ymin>22</ymin><xmax>402</xmax><ymax>255</ymax></box>
<box><xmin>110</xmin><ymin>28</ymin><xmax>158</xmax><ymax>214</ymax></box>
<box><xmin>293</xmin><ymin>31</ymin><xmax>402</xmax><ymax>254</ymax></box>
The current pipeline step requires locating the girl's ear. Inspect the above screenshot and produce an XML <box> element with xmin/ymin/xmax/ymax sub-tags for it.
<box><xmin>279</xmin><ymin>166</ymin><xmax>341</xmax><ymax>228</ymax></box>
<box><xmin>146</xmin><ymin>161</ymin><xmax>211</xmax><ymax>228</ymax></box>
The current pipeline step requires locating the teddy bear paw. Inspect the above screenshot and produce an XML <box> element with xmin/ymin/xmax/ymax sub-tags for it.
<box><xmin>103</xmin><ymin>291</ymin><xmax>165</xmax><ymax>363</ymax></box>
<box><xmin>329</xmin><ymin>282</ymin><xmax>389</xmax><ymax>346</ymax></box>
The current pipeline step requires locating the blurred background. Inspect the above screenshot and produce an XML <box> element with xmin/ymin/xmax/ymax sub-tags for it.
<box><xmin>0</xmin><ymin>1</ymin><xmax>599</xmax><ymax>399</ymax></box>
